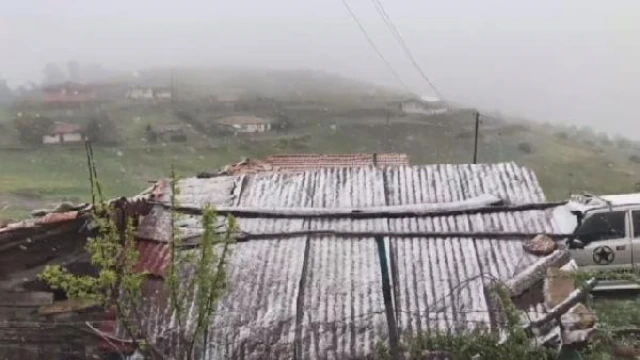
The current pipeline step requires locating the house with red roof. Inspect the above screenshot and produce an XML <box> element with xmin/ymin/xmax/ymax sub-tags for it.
<box><xmin>41</xmin><ymin>81</ymin><xmax>96</xmax><ymax>104</ymax></box>
<box><xmin>42</xmin><ymin>122</ymin><xmax>84</xmax><ymax>144</ymax></box>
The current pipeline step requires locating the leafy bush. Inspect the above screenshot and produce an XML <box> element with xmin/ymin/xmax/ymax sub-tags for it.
<box><xmin>85</xmin><ymin>114</ymin><xmax>118</xmax><ymax>144</ymax></box>
<box><xmin>517</xmin><ymin>142</ymin><xmax>533</xmax><ymax>154</ymax></box>
<box><xmin>14</xmin><ymin>115</ymin><xmax>53</xmax><ymax>145</ymax></box>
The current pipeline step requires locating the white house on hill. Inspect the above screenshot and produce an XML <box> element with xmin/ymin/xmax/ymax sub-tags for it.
<box><xmin>42</xmin><ymin>122</ymin><xmax>84</xmax><ymax>144</ymax></box>
<box><xmin>126</xmin><ymin>86</ymin><xmax>172</xmax><ymax>101</ymax></box>
<box><xmin>216</xmin><ymin>115</ymin><xmax>272</xmax><ymax>134</ymax></box>
<box><xmin>399</xmin><ymin>96</ymin><xmax>448</xmax><ymax>116</ymax></box>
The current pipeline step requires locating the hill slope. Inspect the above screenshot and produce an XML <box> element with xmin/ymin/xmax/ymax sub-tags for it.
<box><xmin>1</xmin><ymin>69</ymin><xmax>639</xmax><ymax>219</ymax></box>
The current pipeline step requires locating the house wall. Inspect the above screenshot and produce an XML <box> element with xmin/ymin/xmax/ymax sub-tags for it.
<box><xmin>154</xmin><ymin>91</ymin><xmax>172</xmax><ymax>99</ymax></box>
<box><xmin>233</xmin><ymin>123</ymin><xmax>271</xmax><ymax>133</ymax></box>
<box><xmin>127</xmin><ymin>88</ymin><xmax>154</xmax><ymax>99</ymax></box>
<box><xmin>0</xmin><ymin>296</ymin><xmax>104</xmax><ymax>360</ymax></box>
<box><xmin>42</xmin><ymin>134</ymin><xmax>61</xmax><ymax>144</ymax></box>
<box><xmin>62</xmin><ymin>133</ymin><xmax>83</xmax><ymax>143</ymax></box>
<box><xmin>401</xmin><ymin>102</ymin><xmax>448</xmax><ymax>116</ymax></box>
<box><xmin>42</xmin><ymin>133</ymin><xmax>83</xmax><ymax>144</ymax></box>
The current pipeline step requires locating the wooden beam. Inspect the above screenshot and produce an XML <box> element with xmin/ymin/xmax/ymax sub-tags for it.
<box><xmin>233</xmin><ymin>230</ymin><xmax>572</xmax><ymax>242</ymax></box>
<box><xmin>527</xmin><ymin>278</ymin><xmax>597</xmax><ymax>329</ymax></box>
<box><xmin>0</xmin><ymin>291</ymin><xmax>53</xmax><ymax>307</ymax></box>
<box><xmin>152</xmin><ymin>198</ymin><xmax>568</xmax><ymax>220</ymax></box>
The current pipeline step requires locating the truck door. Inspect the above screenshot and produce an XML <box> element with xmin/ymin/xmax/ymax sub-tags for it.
<box><xmin>630</xmin><ymin>210</ymin><xmax>640</xmax><ymax>273</ymax></box>
<box><xmin>570</xmin><ymin>210</ymin><xmax>632</xmax><ymax>272</ymax></box>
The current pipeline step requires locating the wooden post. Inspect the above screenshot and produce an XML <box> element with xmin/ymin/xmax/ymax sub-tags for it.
<box><xmin>473</xmin><ymin>111</ymin><xmax>480</xmax><ymax>164</ymax></box>
<box><xmin>375</xmin><ymin>236</ymin><xmax>403</xmax><ymax>360</ymax></box>
<box><xmin>170</xmin><ymin>68</ymin><xmax>176</xmax><ymax>105</ymax></box>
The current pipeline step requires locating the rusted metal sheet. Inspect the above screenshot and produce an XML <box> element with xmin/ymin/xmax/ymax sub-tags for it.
<box><xmin>0</xmin><ymin>211</ymin><xmax>78</xmax><ymax>234</ymax></box>
<box><xmin>134</xmin><ymin>240</ymin><xmax>171</xmax><ymax>277</ymax></box>
<box><xmin>36</xmin><ymin>211</ymin><xmax>79</xmax><ymax>225</ymax></box>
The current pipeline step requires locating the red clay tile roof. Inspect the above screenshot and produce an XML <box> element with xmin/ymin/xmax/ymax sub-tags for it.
<box><xmin>51</xmin><ymin>122</ymin><xmax>82</xmax><ymax>134</ymax></box>
<box><xmin>220</xmin><ymin>153</ymin><xmax>410</xmax><ymax>175</ymax></box>
<box><xmin>267</xmin><ymin>153</ymin><xmax>409</xmax><ymax>169</ymax></box>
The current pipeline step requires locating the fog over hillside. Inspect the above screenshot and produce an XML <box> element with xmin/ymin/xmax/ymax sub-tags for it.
<box><xmin>1</xmin><ymin>0</ymin><xmax>639</xmax><ymax>136</ymax></box>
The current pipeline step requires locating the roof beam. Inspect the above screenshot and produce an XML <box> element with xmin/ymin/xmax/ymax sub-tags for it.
<box><xmin>152</xmin><ymin>196</ymin><xmax>567</xmax><ymax>220</ymax></box>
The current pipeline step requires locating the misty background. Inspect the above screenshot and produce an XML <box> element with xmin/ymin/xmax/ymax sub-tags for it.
<box><xmin>1</xmin><ymin>0</ymin><xmax>639</xmax><ymax>137</ymax></box>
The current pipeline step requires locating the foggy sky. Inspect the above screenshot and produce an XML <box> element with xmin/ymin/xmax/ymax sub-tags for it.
<box><xmin>1</xmin><ymin>0</ymin><xmax>639</xmax><ymax>136</ymax></box>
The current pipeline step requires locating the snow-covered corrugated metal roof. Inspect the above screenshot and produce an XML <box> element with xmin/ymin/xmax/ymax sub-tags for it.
<box><xmin>133</xmin><ymin>163</ymin><xmax>576</xmax><ymax>359</ymax></box>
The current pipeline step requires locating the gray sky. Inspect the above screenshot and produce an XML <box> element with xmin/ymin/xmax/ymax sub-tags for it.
<box><xmin>1</xmin><ymin>0</ymin><xmax>639</xmax><ymax>136</ymax></box>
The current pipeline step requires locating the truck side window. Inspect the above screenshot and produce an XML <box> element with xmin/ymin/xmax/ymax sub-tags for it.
<box><xmin>575</xmin><ymin>211</ymin><xmax>626</xmax><ymax>244</ymax></box>
<box><xmin>633</xmin><ymin>211</ymin><xmax>640</xmax><ymax>238</ymax></box>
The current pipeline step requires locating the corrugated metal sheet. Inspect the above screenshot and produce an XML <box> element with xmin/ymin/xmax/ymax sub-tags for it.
<box><xmin>134</xmin><ymin>240</ymin><xmax>170</xmax><ymax>276</ymax></box>
<box><xmin>0</xmin><ymin>211</ymin><xmax>80</xmax><ymax>234</ymax></box>
<box><xmin>135</xmin><ymin>163</ymin><xmax>571</xmax><ymax>359</ymax></box>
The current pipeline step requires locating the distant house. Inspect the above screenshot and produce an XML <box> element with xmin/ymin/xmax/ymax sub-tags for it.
<box><xmin>126</xmin><ymin>86</ymin><xmax>172</xmax><ymax>101</ymax></box>
<box><xmin>399</xmin><ymin>96</ymin><xmax>447</xmax><ymax>116</ymax></box>
<box><xmin>153</xmin><ymin>88</ymin><xmax>172</xmax><ymax>100</ymax></box>
<box><xmin>216</xmin><ymin>115</ymin><xmax>272</xmax><ymax>133</ymax></box>
<box><xmin>213</xmin><ymin>94</ymin><xmax>240</xmax><ymax>103</ymax></box>
<box><xmin>147</xmin><ymin>124</ymin><xmax>187</xmax><ymax>143</ymax></box>
<box><xmin>91</xmin><ymin>82</ymin><xmax>130</xmax><ymax>102</ymax></box>
<box><xmin>41</xmin><ymin>82</ymin><xmax>96</xmax><ymax>104</ymax></box>
<box><xmin>126</xmin><ymin>86</ymin><xmax>154</xmax><ymax>100</ymax></box>
<box><xmin>42</xmin><ymin>122</ymin><xmax>84</xmax><ymax>144</ymax></box>
<box><xmin>208</xmin><ymin>93</ymin><xmax>241</xmax><ymax>111</ymax></box>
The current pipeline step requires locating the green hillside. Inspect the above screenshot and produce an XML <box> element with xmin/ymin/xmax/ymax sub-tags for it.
<box><xmin>1</xmin><ymin>70</ymin><xmax>639</xmax><ymax>221</ymax></box>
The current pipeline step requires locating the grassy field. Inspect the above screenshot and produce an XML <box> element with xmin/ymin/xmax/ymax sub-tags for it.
<box><xmin>2</xmin><ymin>104</ymin><xmax>640</xmax><ymax>221</ymax></box>
<box><xmin>0</xmin><ymin>144</ymin><xmax>257</xmax><ymax>219</ymax></box>
<box><xmin>2</xmin><ymin>72</ymin><xmax>640</xmax><ymax>221</ymax></box>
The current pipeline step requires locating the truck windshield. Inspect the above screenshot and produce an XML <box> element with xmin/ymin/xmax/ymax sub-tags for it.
<box><xmin>574</xmin><ymin>211</ymin><xmax>626</xmax><ymax>244</ymax></box>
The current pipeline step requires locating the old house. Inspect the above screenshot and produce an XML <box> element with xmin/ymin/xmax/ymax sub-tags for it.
<box><xmin>399</xmin><ymin>96</ymin><xmax>448</xmax><ymax>116</ymax></box>
<box><xmin>147</xmin><ymin>124</ymin><xmax>188</xmax><ymax>143</ymax></box>
<box><xmin>216</xmin><ymin>115</ymin><xmax>272</xmax><ymax>134</ymax></box>
<box><xmin>126</xmin><ymin>86</ymin><xmax>172</xmax><ymax>101</ymax></box>
<box><xmin>153</xmin><ymin>87</ymin><xmax>172</xmax><ymax>100</ymax></box>
<box><xmin>0</xmin><ymin>208</ymin><xmax>102</xmax><ymax>360</ymax></box>
<box><xmin>41</xmin><ymin>82</ymin><xmax>96</xmax><ymax>105</ymax></box>
<box><xmin>101</xmin><ymin>162</ymin><xmax>594</xmax><ymax>359</ymax></box>
<box><xmin>126</xmin><ymin>86</ymin><xmax>154</xmax><ymax>100</ymax></box>
<box><xmin>91</xmin><ymin>82</ymin><xmax>130</xmax><ymax>103</ymax></box>
<box><xmin>0</xmin><ymin>194</ymin><xmax>153</xmax><ymax>360</ymax></box>
<box><xmin>42</xmin><ymin>122</ymin><xmax>84</xmax><ymax>144</ymax></box>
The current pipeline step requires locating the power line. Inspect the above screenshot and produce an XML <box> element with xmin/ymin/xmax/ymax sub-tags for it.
<box><xmin>369</xmin><ymin>0</ymin><xmax>444</xmax><ymax>99</ymax></box>
<box><xmin>340</xmin><ymin>0</ymin><xmax>410</xmax><ymax>92</ymax></box>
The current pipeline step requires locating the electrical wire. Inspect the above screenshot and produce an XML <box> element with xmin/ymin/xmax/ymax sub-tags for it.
<box><xmin>340</xmin><ymin>0</ymin><xmax>410</xmax><ymax>92</ymax></box>
<box><xmin>369</xmin><ymin>0</ymin><xmax>444</xmax><ymax>100</ymax></box>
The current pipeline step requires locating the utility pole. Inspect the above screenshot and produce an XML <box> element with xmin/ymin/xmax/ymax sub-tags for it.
<box><xmin>375</xmin><ymin>236</ymin><xmax>403</xmax><ymax>360</ymax></box>
<box><xmin>472</xmin><ymin>111</ymin><xmax>480</xmax><ymax>164</ymax></box>
<box><xmin>170</xmin><ymin>68</ymin><xmax>176</xmax><ymax>105</ymax></box>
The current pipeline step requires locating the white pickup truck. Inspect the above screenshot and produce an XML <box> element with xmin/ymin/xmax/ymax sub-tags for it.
<box><xmin>565</xmin><ymin>193</ymin><xmax>640</xmax><ymax>291</ymax></box>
